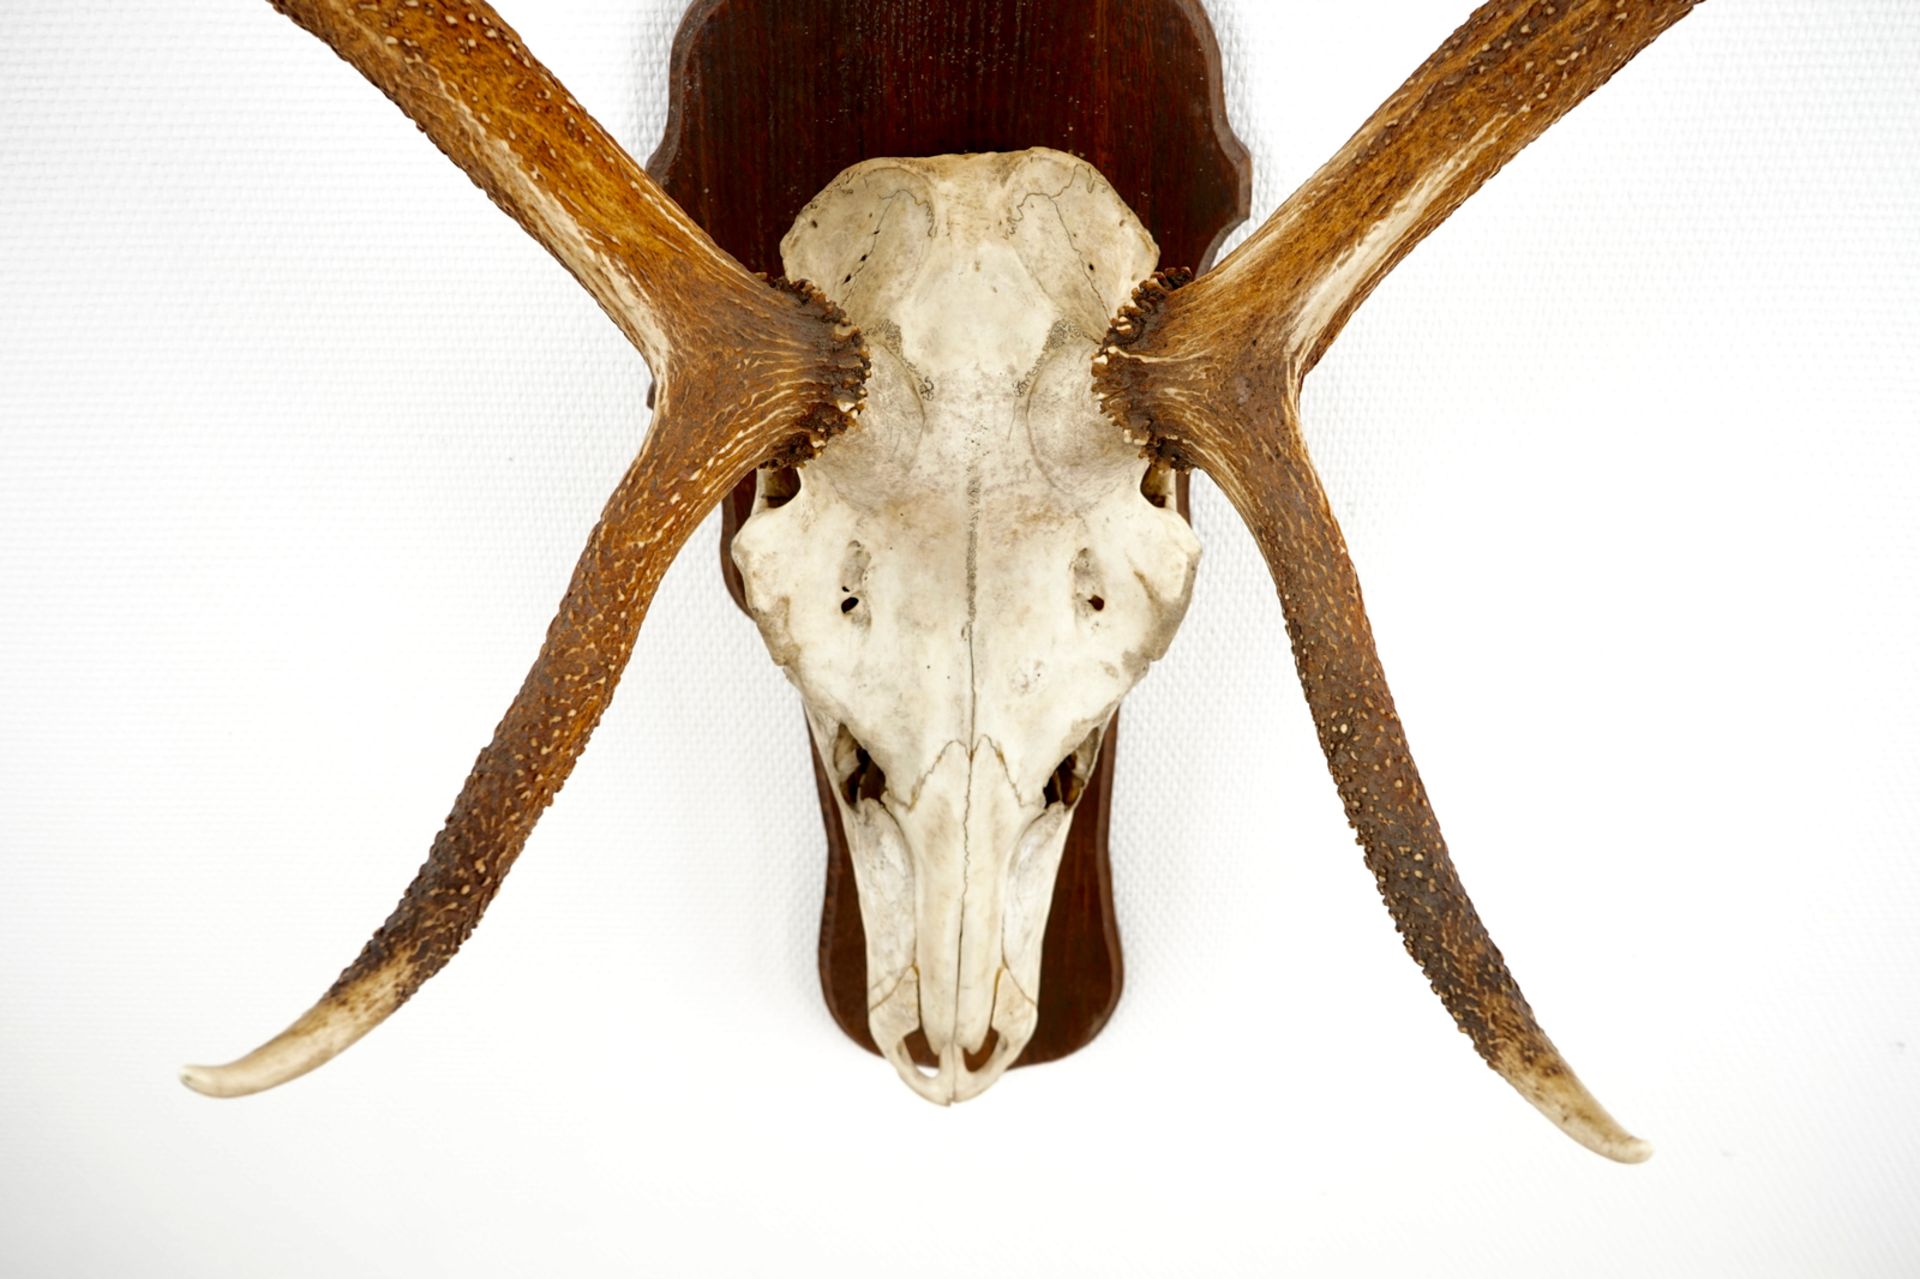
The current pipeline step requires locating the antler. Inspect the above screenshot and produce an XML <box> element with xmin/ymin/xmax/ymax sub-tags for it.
<box><xmin>182</xmin><ymin>0</ymin><xmax>866</xmax><ymax>1098</ymax></box>
<box><xmin>1097</xmin><ymin>0</ymin><xmax>1704</xmax><ymax>1161</ymax></box>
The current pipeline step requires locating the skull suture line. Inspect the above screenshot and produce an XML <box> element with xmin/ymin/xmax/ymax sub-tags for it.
<box><xmin>733</xmin><ymin>152</ymin><xmax>1199</xmax><ymax>1102</ymax></box>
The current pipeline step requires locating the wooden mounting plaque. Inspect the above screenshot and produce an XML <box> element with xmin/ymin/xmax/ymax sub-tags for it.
<box><xmin>645</xmin><ymin>0</ymin><xmax>1249</xmax><ymax>1068</ymax></box>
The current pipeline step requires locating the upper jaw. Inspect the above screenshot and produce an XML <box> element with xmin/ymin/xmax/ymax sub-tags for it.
<box><xmin>837</xmin><ymin>735</ymin><xmax>1081</xmax><ymax>1104</ymax></box>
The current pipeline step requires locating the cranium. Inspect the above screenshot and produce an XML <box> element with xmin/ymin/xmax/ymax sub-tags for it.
<box><xmin>732</xmin><ymin>152</ymin><xmax>1198</xmax><ymax>1100</ymax></box>
<box><xmin>184</xmin><ymin>0</ymin><xmax>1706</xmax><ymax>1163</ymax></box>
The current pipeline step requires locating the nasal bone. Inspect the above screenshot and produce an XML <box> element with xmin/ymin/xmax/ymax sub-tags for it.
<box><xmin>919</xmin><ymin>741</ymin><xmax>1027</xmax><ymax>1039</ymax></box>
<box><xmin>881</xmin><ymin>740</ymin><xmax>1043</xmax><ymax>1102</ymax></box>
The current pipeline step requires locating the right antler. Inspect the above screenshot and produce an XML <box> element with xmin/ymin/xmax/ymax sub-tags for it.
<box><xmin>1098</xmin><ymin>0</ymin><xmax>1705</xmax><ymax>1162</ymax></box>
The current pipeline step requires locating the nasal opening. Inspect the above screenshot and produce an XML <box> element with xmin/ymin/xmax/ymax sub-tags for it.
<box><xmin>875</xmin><ymin>967</ymin><xmax>1038</xmax><ymax>1105</ymax></box>
<box><xmin>963</xmin><ymin>1027</ymin><xmax>1001</xmax><ymax>1073</ymax></box>
<box><xmin>895</xmin><ymin>1008</ymin><xmax>998</xmax><ymax>1072</ymax></box>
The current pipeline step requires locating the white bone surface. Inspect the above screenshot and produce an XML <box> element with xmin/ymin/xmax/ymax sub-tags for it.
<box><xmin>732</xmin><ymin>151</ymin><xmax>1200</xmax><ymax>1100</ymax></box>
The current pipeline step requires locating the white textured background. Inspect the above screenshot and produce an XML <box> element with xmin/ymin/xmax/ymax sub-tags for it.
<box><xmin>3</xmin><ymin>1</ymin><xmax>1917</xmax><ymax>1275</ymax></box>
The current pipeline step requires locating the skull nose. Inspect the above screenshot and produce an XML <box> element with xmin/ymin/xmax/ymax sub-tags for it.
<box><xmin>949</xmin><ymin>1026</ymin><xmax>1023</xmax><ymax>1103</ymax></box>
<box><xmin>881</xmin><ymin>1033</ymin><xmax>1023</xmax><ymax>1105</ymax></box>
<box><xmin>873</xmin><ymin>966</ymin><xmax>1038</xmax><ymax>1104</ymax></box>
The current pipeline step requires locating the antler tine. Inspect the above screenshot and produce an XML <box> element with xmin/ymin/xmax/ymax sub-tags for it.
<box><xmin>1096</xmin><ymin>0</ymin><xmax>1705</xmax><ymax>1160</ymax></box>
<box><xmin>183</xmin><ymin>1</ymin><xmax>869</xmax><ymax>1097</ymax></box>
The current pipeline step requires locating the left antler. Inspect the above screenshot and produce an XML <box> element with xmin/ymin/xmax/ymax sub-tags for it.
<box><xmin>182</xmin><ymin>0</ymin><xmax>865</xmax><ymax>1098</ymax></box>
<box><xmin>1097</xmin><ymin>0</ymin><xmax>1704</xmax><ymax>1161</ymax></box>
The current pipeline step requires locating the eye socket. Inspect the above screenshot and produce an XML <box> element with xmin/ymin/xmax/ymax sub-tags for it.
<box><xmin>831</xmin><ymin>723</ymin><xmax>888</xmax><ymax>807</ymax></box>
<box><xmin>1139</xmin><ymin>457</ymin><xmax>1176</xmax><ymax>510</ymax></box>
<box><xmin>1041</xmin><ymin>755</ymin><xmax>1082</xmax><ymax>809</ymax></box>
<box><xmin>1041</xmin><ymin>724</ymin><xmax>1105</xmax><ymax>810</ymax></box>
<box><xmin>757</xmin><ymin>465</ymin><xmax>801</xmax><ymax>510</ymax></box>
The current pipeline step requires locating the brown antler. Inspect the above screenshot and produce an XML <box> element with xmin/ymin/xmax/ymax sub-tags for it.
<box><xmin>182</xmin><ymin>0</ymin><xmax>866</xmax><ymax>1098</ymax></box>
<box><xmin>1097</xmin><ymin>0</ymin><xmax>1704</xmax><ymax>1161</ymax></box>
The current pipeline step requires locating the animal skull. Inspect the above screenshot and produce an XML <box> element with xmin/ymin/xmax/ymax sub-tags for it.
<box><xmin>732</xmin><ymin>152</ymin><xmax>1199</xmax><ymax>1101</ymax></box>
<box><xmin>184</xmin><ymin>0</ymin><xmax>1706</xmax><ymax>1164</ymax></box>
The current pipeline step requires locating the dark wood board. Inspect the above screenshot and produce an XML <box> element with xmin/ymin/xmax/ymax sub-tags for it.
<box><xmin>645</xmin><ymin>0</ymin><xmax>1249</xmax><ymax>1068</ymax></box>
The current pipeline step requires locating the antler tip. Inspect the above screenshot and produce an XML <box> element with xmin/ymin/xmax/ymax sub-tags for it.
<box><xmin>175</xmin><ymin>1040</ymin><xmax>319</xmax><ymax>1100</ymax></box>
<box><xmin>1569</xmin><ymin>1124</ymin><xmax>1654</xmax><ymax>1165</ymax></box>
<box><xmin>1512</xmin><ymin>1064</ymin><xmax>1654</xmax><ymax>1163</ymax></box>
<box><xmin>176</xmin><ymin>1022</ymin><xmax>348</xmax><ymax>1100</ymax></box>
<box><xmin>179</xmin><ymin>965</ymin><xmax>409</xmax><ymax>1099</ymax></box>
<box><xmin>178</xmin><ymin>1062</ymin><xmax>245</xmax><ymax>1099</ymax></box>
<box><xmin>1614</xmin><ymin>1136</ymin><xmax>1656</xmax><ymax>1165</ymax></box>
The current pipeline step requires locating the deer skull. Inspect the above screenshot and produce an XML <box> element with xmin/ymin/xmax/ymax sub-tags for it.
<box><xmin>184</xmin><ymin>0</ymin><xmax>1702</xmax><ymax>1164</ymax></box>
<box><xmin>731</xmin><ymin>152</ymin><xmax>1199</xmax><ymax>1101</ymax></box>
